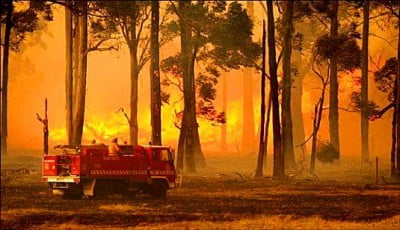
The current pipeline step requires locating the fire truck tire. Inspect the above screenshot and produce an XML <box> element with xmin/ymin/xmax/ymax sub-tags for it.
<box><xmin>92</xmin><ymin>180</ymin><xmax>110</xmax><ymax>199</ymax></box>
<box><xmin>151</xmin><ymin>180</ymin><xmax>167</xmax><ymax>198</ymax></box>
<box><xmin>63</xmin><ymin>184</ymin><xmax>83</xmax><ymax>200</ymax></box>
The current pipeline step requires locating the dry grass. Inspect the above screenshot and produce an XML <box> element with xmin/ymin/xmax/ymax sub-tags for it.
<box><xmin>1</xmin><ymin>155</ymin><xmax>400</xmax><ymax>229</ymax></box>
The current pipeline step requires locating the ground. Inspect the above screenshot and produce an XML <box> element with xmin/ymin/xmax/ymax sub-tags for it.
<box><xmin>1</xmin><ymin>153</ymin><xmax>400</xmax><ymax>229</ymax></box>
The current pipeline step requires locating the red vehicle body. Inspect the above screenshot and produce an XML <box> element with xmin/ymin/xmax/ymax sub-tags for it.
<box><xmin>42</xmin><ymin>144</ymin><xmax>176</xmax><ymax>198</ymax></box>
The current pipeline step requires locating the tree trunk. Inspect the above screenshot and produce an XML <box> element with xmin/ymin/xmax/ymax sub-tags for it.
<box><xmin>129</xmin><ymin>46</ymin><xmax>139</xmax><ymax>145</ymax></box>
<box><xmin>242</xmin><ymin>1</ymin><xmax>256</xmax><ymax>155</ymax></box>
<box><xmin>190</xmin><ymin>46</ymin><xmax>205</xmax><ymax>169</ymax></box>
<box><xmin>361</xmin><ymin>1</ymin><xmax>370</xmax><ymax>162</ymax></box>
<box><xmin>329</xmin><ymin>1</ymin><xmax>340</xmax><ymax>159</ymax></box>
<box><xmin>310</xmin><ymin>103</ymin><xmax>319</xmax><ymax>172</ymax></box>
<box><xmin>188</xmin><ymin>3</ymin><xmax>206</xmax><ymax>169</ymax></box>
<box><xmin>311</xmin><ymin>84</ymin><xmax>326</xmax><ymax>172</ymax></box>
<box><xmin>177</xmin><ymin>123</ymin><xmax>186</xmax><ymax>171</ymax></box>
<box><xmin>267</xmin><ymin>0</ymin><xmax>284</xmax><ymax>179</ymax></box>
<box><xmin>177</xmin><ymin>0</ymin><xmax>197</xmax><ymax>173</ymax></box>
<box><xmin>127</xmin><ymin>2</ymin><xmax>139</xmax><ymax>146</ymax></box>
<box><xmin>396</xmin><ymin>5</ymin><xmax>400</xmax><ymax>179</ymax></box>
<box><xmin>193</xmin><ymin>125</ymin><xmax>206</xmax><ymax>168</ymax></box>
<box><xmin>264</xmin><ymin>92</ymin><xmax>272</xmax><ymax>168</ymax></box>
<box><xmin>281</xmin><ymin>1</ymin><xmax>295</xmax><ymax>169</ymax></box>
<box><xmin>65</xmin><ymin>4</ymin><xmax>73</xmax><ymax>146</ymax></box>
<box><xmin>150</xmin><ymin>1</ymin><xmax>162</xmax><ymax>145</ymax></box>
<box><xmin>221</xmin><ymin>72</ymin><xmax>227</xmax><ymax>154</ymax></box>
<box><xmin>1</xmin><ymin>0</ymin><xmax>13</xmax><ymax>156</ymax></box>
<box><xmin>44</xmin><ymin>98</ymin><xmax>49</xmax><ymax>154</ymax></box>
<box><xmin>291</xmin><ymin>51</ymin><xmax>308</xmax><ymax>157</ymax></box>
<box><xmin>71</xmin><ymin>10</ymin><xmax>79</xmax><ymax>145</ymax></box>
<box><xmin>391</xmin><ymin>78</ymin><xmax>397</xmax><ymax>178</ymax></box>
<box><xmin>256</xmin><ymin>21</ymin><xmax>266</xmax><ymax>178</ymax></box>
<box><xmin>72</xmin><ymin>3</ymin><xmax>88</xmax><ymax>146</ymax></box>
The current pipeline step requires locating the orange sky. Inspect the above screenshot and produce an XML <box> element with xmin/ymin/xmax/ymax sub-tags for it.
<box><xmin>5</xmin><ymin>3</ymin><xmax>398</xmax><ymax>159</ymax></box>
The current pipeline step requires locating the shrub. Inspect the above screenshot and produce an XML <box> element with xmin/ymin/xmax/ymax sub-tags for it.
<box><xmin>316</xmin><ymin>141</ymin><xmax>338</xmax><ymax>164</ymax></box>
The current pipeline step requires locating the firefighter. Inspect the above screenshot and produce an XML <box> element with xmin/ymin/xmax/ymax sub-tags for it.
<box><xmin>108</xmin><ymin>138</ymin><xmax>121</xmax><ymax>156</ymax></box>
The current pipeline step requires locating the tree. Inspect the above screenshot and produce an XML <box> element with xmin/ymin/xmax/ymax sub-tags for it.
<box><xmin>329</xmin><ymin>1</ymin><xmax>340</xmax><ymax>159</ymax></box>
<box><xmin>255</xmin><ymin>21</ymin><xmax>266</xmax><ymax>178</ymax></box>
<box><xmin>36</xmin><ymin>99</ymin><xmax>49</xmax><ymax>154</ymax></box>
<box><xmin>92</xmin><ymin>1</ymin><xmax>151</xmax><ymax>145</ymax></box>
<box><xmin>364</xmin><ymin>1</ymin><xmax>400</xmax><ymax>179</ymax></box>
<box><xmin>1</xmin><ymin>0</ymin><xmax>13</xmax><ymax>156</ymax></box>
<box><xmin>373</xmin><ymin>56</ymin><xmax>400</xmax><ymax>179</ymax></box>
<box><xmin>1</xmin><ymin>0</ymin><xmax>53</xmax><ymax>155</ymax></box>
<box><xmin>360</xmin><ymin>1</ymin><xmax>370</xmax><ymax>162</ymax></box>
<box><xmin>150</xmin><ymin>1</ymin><xmax>162</xmax><ymax>145</ymax></box>
<box><xmin>290</xmin><ymin>2</ymin><xmax>320</xmax><ymax>159</ymax></box>
<box><xmin>281</xmin><ymin>1</ymin><xmax>295</xmax><ymax>169</ymax></box>
<box><xmin>165</xmin><ymin>1</ymin><xmax>260</xmax><ymax>172</ymax></box>
<box><xmin>341</xmin><ymin>0</ymin><xmax>375</xmax><ymax>163</ymax></box>
<box><xmin>71</xmin><ymin>2</ymin><xmax>88</xmax><ymax>146</ymax></box>
<box><xmin>309</xmin><ymin>55</ymin><xmax>330</xmax><ymax>172</ymax></box>
<box><xmin>303</xmin><ymin>1</ymin><xmax>342</xmax><ymax>160</ymax></box>
<box><xmin>64</xmin><ymin>1</ymin><xmax>121</xmax><ymax>146</ymax></box>
<box><xmin>397</xmin><ymin>2</ymin><xmax>400</xmax><ymax>180</ymax></box>
<box><xmin>176</xmin><ymin>0</ymin><xmax>197</xmax><ymax>172</ymax></box>
<box><xmin>267</xmin><ymin>0</ymin><xmax>284</xmax><ymax>179</ymax></box>
<box><xmin>65</xmin><ymin>1</ymin><xmax>73</xmax><ymax>145</ymax></box>
<box><xmin>310</xmin><ymin>29</ymin><xmax>361</xmax><ymax>171</ymax></box>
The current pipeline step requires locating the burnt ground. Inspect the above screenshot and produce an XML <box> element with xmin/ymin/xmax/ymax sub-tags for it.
<box><xmin>1</xmin><ymin>155</ymin><xmax>400</xmax><ymax>229</ymax></box>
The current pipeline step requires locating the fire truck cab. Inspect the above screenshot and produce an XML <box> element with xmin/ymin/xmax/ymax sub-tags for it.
<box><xmin>41</xmin><ymin>144</ymin><xmax>176</xmax><ymax>199</ymax></box>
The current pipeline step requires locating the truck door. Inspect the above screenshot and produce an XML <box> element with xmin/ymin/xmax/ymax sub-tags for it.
<box><xmin>150</xmin><ymin>148</ymin><xmax>174</xmax><ymax>176</ymax></box>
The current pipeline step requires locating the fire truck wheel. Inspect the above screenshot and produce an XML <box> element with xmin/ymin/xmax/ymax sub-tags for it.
<box><xmin>151</xmin><ymin>180</ymin><xmax>167</xmax><ymax>198</ymax></box>
<box><xmin>92</xmin><ymin>180</ymin><xmax>110</xmax><ymax>200</ymax></box>
<box><xmin>63</xmin><ymin>185</ymin><xmax>83</xmax><ymax>200</ymax></box>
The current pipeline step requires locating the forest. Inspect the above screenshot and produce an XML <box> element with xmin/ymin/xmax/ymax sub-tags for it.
<box><xmin>1</xmin><ymin>1</ymin><xmax>400</xmax><ymax>229</ymax></box>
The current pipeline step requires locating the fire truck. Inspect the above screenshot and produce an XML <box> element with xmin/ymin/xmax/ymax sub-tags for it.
<box><xmin>41</xmin><ymin>144</ymin><xmax>176</xmax><ymax>199</ymax></box>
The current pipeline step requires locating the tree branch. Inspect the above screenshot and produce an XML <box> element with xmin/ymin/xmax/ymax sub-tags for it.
<box><xmin>138</xmin><ymin>36</ymin><xmax>151</xmax><ymax>71</ymax></box>
<box><xmin>385</xmin><ymin>4</ymin><xmax>399</xmax><ymax>18</ymax></box>
<box><xmin>165</xmin><ymin>75</ymin><xmax>184</xmax><ymax>92</ymax></box>
<box><xmin>116</xmin><ymin>108</ymin><xmax>131</xmax><ymax>127</ymax></box>
<box><xmin>313</xmin><ymin>14</ymin><xmax>329</xmax><ymax>30</ymax></box>
<box><xmin>369</xmin><ymin>33</ymin><xmax>397</xmax><ymax>48</ymax></box>
<box><xmin>322</xmin><ymin>106</ymin><xmax>358</xmax><ymax>113</ymax></box>
<box><xmin>136</xmin><ymin>6</ymin><xmax>151</xmax><ymax>43</ymax></box>
<box><xmin>277</xmin><ymin>50</ymin><xmax>283</xmax><ymax>66</ymax></box>
<box><xmin>86</xmin><ymin>38</ymin><xmax>119</xmax><ymax>54</ymax></box>
<box><xmin>370</xmin><ymin>102</ymin><xmax>395</xmax><ymax>121</ymax></box>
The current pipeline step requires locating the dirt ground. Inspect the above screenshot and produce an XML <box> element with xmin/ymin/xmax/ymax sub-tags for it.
<box><xmin>1</xmin><ymin>154</ymin><xmax>400</xmax><ymax>229</ymax></box>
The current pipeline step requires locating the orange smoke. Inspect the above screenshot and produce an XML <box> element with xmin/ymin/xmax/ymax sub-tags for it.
<box><xmin>6</xmin><ymin>4</ymin><xmax>397</xmax><ymax>159</ymax></box>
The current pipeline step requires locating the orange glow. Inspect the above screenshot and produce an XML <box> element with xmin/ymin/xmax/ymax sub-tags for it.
<box><xmin>6</xmin><ymin>4</ymin><xmax>398</xmax><ymax>159</ymax></box>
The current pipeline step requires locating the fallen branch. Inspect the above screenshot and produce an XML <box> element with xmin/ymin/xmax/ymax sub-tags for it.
<box><xmin>234</xmin><ymin>172</ymin><xmax>244</xmax><ymax>180</ymax></box>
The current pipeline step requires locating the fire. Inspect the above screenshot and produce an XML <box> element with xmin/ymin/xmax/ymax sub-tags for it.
<box><xmin>44</xmin><ymin>92</ymin><xmax>248</xmax><ymax>154</ymax></box>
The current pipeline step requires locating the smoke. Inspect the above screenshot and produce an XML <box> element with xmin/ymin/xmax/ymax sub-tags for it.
<box><xmin>6</xmin><ymin>4</ymin><xmax>397</xmax><ymax>160</ymax></box>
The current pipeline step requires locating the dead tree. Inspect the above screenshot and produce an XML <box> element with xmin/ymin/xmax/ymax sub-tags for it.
<box><xmin>36</xmin><ymin>98</ymin><xmax>49</xmax><ymax>154</ymax></box>
<box><xmin>310</xmin><ymin>57</ymin><xmax>330</xmax><ymax>172</ymax></box>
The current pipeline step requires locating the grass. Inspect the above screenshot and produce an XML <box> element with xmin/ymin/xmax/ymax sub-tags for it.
<box><xmin>1</xmin><ymin>154</ymin><xmax>400</xmax><ymax>229</ymax></box>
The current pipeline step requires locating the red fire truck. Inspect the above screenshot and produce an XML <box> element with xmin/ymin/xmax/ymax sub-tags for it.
<box><xmin>41</xmin><ymin>144</ymin><xmax>176</xmax><ymax>199</ymax></box>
